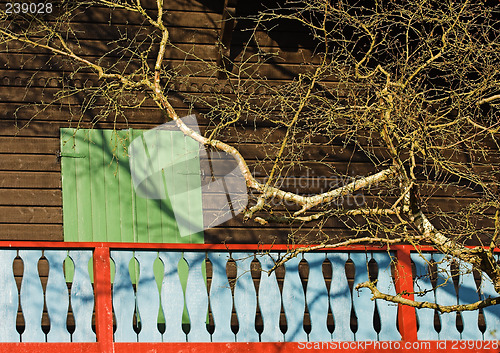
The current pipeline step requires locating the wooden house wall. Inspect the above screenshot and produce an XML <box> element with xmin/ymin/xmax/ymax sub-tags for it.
<box><xmin>0</xmin><ymin>0</ymin><xmax>496</xmax><ymax>245</ymax></box>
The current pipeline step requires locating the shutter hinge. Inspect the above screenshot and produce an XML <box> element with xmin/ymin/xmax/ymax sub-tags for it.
<box><xmin>57</xmin><ymin>150</ymin><xmax>87</xmax><ymax>161</ymax></box>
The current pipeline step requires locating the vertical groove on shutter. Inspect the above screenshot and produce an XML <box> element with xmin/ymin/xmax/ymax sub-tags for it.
<box><xmin>89</xmin><ymin>129</ymin><xmax>106</xmax><ymax>241</ymax></box>
<box><xmin>60</xmin><ymin>129</ymin><xmax>79</xmax><ymax>242</ymax></box>
<box><xmin>102</xmin><ymin>130</ymin><xmax>123</xmax><ymax>242</ymax></box>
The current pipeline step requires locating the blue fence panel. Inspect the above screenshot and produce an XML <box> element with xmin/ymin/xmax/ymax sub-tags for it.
<box><xmin>372</xmin><ymin>252</ymin><xmax>399</xmax><ymax>340</ymax></box>
<box><xmin>350</xmin><ymin>252</ymin><xmax>377</xmax><ymax>340</ymax></box>
<box><xmin>208</xmin><ymin>252</ymin><xmax>234</xmax><ymax>342</ymax></box>
<box><xmin>232</xmin><ymin>252</ymin><xmax>259</xmax><ymax>342</ymax></box>
<box><xmin>184</xmin><ymin>252</ymin><xmax>210</xmax><ymax>342</ymax></box>
<box><xmin>135</xmin><ymin>251</ymin><xmax>162</xmax><ymax>342</ymax></box>
<box><xmin>433</xmin><ymin>254</ymin><xmax>461</xmax><ymax>340</ymax></box>
<box><xmin>304</xmin><ymin>252</ymin><xmax>331</xmax><ymax>341</ymax></box>
<box><xmin>328</xmin><ymin>252</ymin><xmax>353</xmax><ymax>341</ymax></box>
<box><xmin>282</xmin><ymin>255</ymin><xmax>307</xmax><ymax>341</ymax></box>
<box><xmin>159</xmin><ymin>251</ymin><xmax>186</xmax><ymax>342</ymax></box>
<box><xmin>45</xmin><ymin>250</ymin><xmax>71</xmax><ymax>342</ymax></box>
<box><xmin>68</xmin><ymin>250</ymin><xmax>95</xmax><ymax>342</ymax></box>
<box><xmin>481</xmin><ymin>253</ymin><xmax>500</xmax><ymax>340</ymax></box>
<box><xmin>111</xmin><ymin>250</ymin><xmax>137</xmax><ymax>342</ymax></box>
<box><xmin>412</xmin><ymin>253</ymin><xmax>439</xmax><ymax>340</ymax></box>
<box><xmin>257</xmin><ymin>253</ymin><xmax>283</xmax><ymax>342</ymax></box>
<box><xmin>19</xmin><ymin>250</ymin><xmax>45</xmax><ymax>342</ymax></box>
<box><xmin>456</xmin><ymin>260</ymin><xmax>482</xmax><ymax>340</ymax></box>
<box><xmin>0</xmin><ymin>250</ymin><xmax>19</xmax><ymax>342</ymax></box>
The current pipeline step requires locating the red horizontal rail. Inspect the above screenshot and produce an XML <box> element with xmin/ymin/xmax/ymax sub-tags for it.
<box><xmin>0</xmin><ymin>240</ymin><xmax>498</xmax><ymax>252</ymax></box>
<box><xmin>1</xmin><ymin>341</ymin><xmax>499</xmax><ymax>353</ymax></box>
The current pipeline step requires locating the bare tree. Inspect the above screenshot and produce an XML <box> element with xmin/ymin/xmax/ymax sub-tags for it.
<box><xmin>1</xmin><ymin>0</ymin><xmax>500</xmax><ymax>312</ymax></box>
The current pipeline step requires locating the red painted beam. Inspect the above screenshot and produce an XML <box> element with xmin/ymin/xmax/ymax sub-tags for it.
<box><xmin>395</xmin><ymin>245</ymin><xmax>418</xmax><ymax>341</ymax></box>
<box><xmin>93</xmin><ymin>247</ymin><xmax>114</xmax><ymax>353</ymax></box>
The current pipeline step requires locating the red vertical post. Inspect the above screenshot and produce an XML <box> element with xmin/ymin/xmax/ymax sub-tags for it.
<box><xmin>93</xmin><ymin>246</ymin><xmax>114</xmax><ymax>353</ymax></box>
<box><xmin>394</xmin><ymin>245</ymin><xmax>418</xmax><ymax>341</ymax></box>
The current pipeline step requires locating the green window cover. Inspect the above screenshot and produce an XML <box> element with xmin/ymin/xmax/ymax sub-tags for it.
<box><xmin>60</xmin><ymin>128</ymin><xmax>204</xmax><ymax>244</ymax></box>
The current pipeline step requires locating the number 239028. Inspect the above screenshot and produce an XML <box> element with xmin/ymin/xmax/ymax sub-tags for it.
<box><xmin>5</xmin><ymin>2</ymin><xmax>53</xmax><ymax>14</ymax></box>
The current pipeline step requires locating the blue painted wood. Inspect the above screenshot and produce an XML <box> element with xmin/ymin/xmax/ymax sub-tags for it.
<box><xmin>232</xmin><ymin>252</ymin><xmax>259</xmax><ymax>342</ymax></box>
<box><xmin>44</xmin><ymin>250</ymin><xmax>71</xmax><ymax>342</ymax></box>
<box><xmin>257</xmin><ymin>253</ymin><xmax>283</xmax><ymax>342</ymax></box>
<box><xmin>158</xmin><ymin>251</ymin><xmax>186</xmax><ymax>342</ymax></box>
<box><xmin>350</xmin><ymin>252</ymin><xmax>376</xmax><ymax>340</ymax></box>
<box><xmin>207</xmin><ymin>252</ymin><xmax>234</xmax><ymax>342</ymax></box>
<box><xmin>433</xmin><ymin>254</ymin><xmax>460</xmax><ymax>340</ymax></box>
<box><xmin>456</xmin><ymin>260</ymin><xmax>482</xmax><ymax>339</ymax></box>
<box><xmin>0</xmin><ymin>250</ymin><xmax>20</xmax><ymax>342</ymax></box>
<box><xmin>69</xmin><ymin>250</ymin><xmax>95</xmax><ymax>342</ymax></box>
<box><xmin>411</xmin><ymin>253</ymin><xmax>438</xmax><ymax>340</ymax></box>
<box><xmin>327</xmin><ymin>252</ymin><xmax>353</xmax><ymax>341</ymax></box>
<box><xmin>282</xmin><ymin>255</ymin><xmax>307</xmax><ymax>342</ymax></box>
<box><xmin>111</xmin><ymin>251</ymin><xmax>137</xmax><ymax>342</ymax></box>
<box><xmin>304</xmin><ymin>252</ymin><xmax>331</xmax><ymax>341</ymax></box>
<box><xmin>183</xmin><ymin>252</ymin><xmax>210</xmax><ymax>342</ymax></box>
<box><xmin>481</xmin><ymin>254</ymin><xmax>500</xmax><ymax>340</ymax></box>
<box><xmin>372</xmin><ymin>252</ymin><xmax>400</xmax><ymax>340</ymax></box>
<box><xmin>135</xmin><ymin>251</ymin><xmax>162</xmax><ymax>342</ymax></box>
<box><xmin>19</xmin><ymin>250</ymin><xmax>45</xmax><ymax>342</ymax></box>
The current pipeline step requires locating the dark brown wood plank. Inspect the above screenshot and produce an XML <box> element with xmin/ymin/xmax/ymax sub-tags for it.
<box><xmin>0</xmin><ymin>224</ymin><xmax>63</xmax><ymax>241</ymax></box>
<box><xmin>0</xmin><ymin>55</ymin><xmax>322</xmax><ymax>81</ymax></box>
<box><xmin>0</xmin><ymin>206</ymin><xmax>62</xmax><ymax>223</ymax></box>
<box><xmin>0</xmin><ymin>137</ymin><xmax>59</xmax><ymax>154</ymax></box>
<box><xmin>0</xmin><ymin>171</ymin><xmax>61</xmax><ymax>188</ymax></box>
<box><xmin>0</xmin><ymin>154</ymin><xmax>60</xmax><ymax>171</ymax></box>
<box><xmin>1</xmin><ymin>40</ymin><xmax>321</xmax><ymax>66</ymax></box>
<box><xmin>0</xmin><ymin>189</ymin><xmax>61</xmax><ymax>206</ymax></box>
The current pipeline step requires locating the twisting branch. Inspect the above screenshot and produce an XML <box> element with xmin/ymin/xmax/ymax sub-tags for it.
<box><xmin>356</xmin><ymin>280</ymin><xmax>500</xmax><ymax>313</ymax></box>
<box><xmin>268</xmin><ymin>235</ymin><xmax>426</xmax><ymax>273</ymax></box>
<box><xmin>478</xmin><ymin>94</ymin><xmax>500</xmax><ymax>105</ymax></box>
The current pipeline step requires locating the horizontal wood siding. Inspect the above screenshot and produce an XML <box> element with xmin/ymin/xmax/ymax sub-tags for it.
<box><xmin>0</xmin><ymin>0</ymin><xmax>497</xmax><ymax>245</ymax></box>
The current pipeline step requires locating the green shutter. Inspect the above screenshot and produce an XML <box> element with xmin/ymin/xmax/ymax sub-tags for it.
<box><xmin>60</xmin><ymin>128</ymin><xmax>204</xmax><ymax>244</ymax></box>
